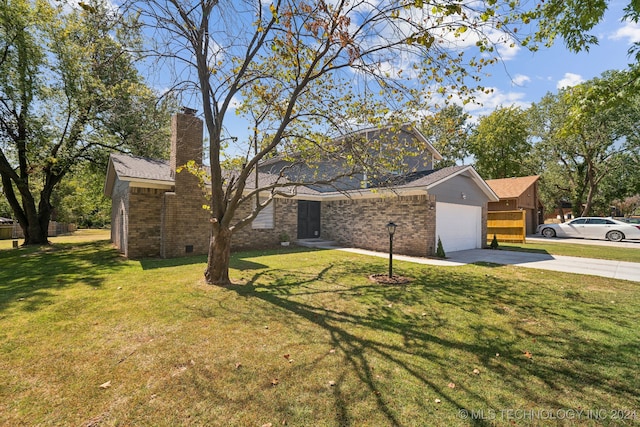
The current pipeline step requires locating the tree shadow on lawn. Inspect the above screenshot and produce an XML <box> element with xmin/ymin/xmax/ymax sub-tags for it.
<box><xmin>139</xmin><ymin>246</ymin><xmax>305</xmax><ymax>270</ymax></box>
<box><xmin>0</xmin><ymin>240</ymin><xmax>126</xmax><ymax>313</ymax></box>
<box><xmin>226</xmin><ymin>261</ymin><xmax>639</xmax><ymax>426</ymax></box>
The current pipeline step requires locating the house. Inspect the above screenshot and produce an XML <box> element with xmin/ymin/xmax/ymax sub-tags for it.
<box><xmin>104</xmin><ymin>110</ymin><xmax>498</xmax><ymax>259</ymax></box>
<box><xmin>485</xmin><ymin>175</ymin><xmax>543</xmax><ymax>235</ymax></box>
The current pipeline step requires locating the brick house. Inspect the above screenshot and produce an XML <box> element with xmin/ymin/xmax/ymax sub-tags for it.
<box><xmin>104</xmin><ymin>111</ymin><xmax>498</xmax><ymax>258</ymax></box>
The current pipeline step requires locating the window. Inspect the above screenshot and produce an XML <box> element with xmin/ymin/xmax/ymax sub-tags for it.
<box><xmin>586</xmin><ymin>218</ymin><xmax>608</xmax><ymax>225</ymax></box>
<box><xmin>252</xmin><ymin>200</ymin><xmax>274</xmax><ymax>229</ymax></box>
<box><xmin>569</xmin><ymin>218</ymin><xmax>587</xmax><ymax>225</ymax></box>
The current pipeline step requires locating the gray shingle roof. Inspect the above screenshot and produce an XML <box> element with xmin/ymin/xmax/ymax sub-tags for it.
<box><xmin>106</xmin><ymin>154</ymin><xmax>495</xmax><ymax>201</ymax></box>
<box><xmin>394</xmin><ymin>165</ymin><xmax>470</xmax><ymax>189</ymax></box>
<box><xmin>110</xmin><ymin>153</ymin><xmax>173</xmax><ymax>182</ymax></box>
<box><xmin>107</xmin><ymin>153</ymin><xmax>322</xmax><ymax>196</ymax></box>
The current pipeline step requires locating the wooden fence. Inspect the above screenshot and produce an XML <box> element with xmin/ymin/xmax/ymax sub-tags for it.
<box><xmin>487</xmin><ymin>210</ymin><xmax>526</xmax><ymax>243</ymax></box>
<box><xmin>0</xmin><ymin>222</ymin><xmax>77</xmax><ymax>240</ymax></box>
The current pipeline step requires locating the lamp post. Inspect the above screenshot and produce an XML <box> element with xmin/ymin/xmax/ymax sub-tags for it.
<box><xmin>386</xmin><ymin>221</ymin><xmax>397</xmax><ymax>278</ymax></box>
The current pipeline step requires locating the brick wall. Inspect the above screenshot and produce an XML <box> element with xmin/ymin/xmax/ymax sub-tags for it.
<box><xmin>127</xmin><ymin>187</ymin><xmax>164</xmax><ymax>258</ymax></box>
<box><xmin>322</xmin><ymin>194</ymin><xmax>437</xmax><ymax>257</ymax></box>
<box><xmin>232</xmin><ymin>198</ymin><xmax>298</xmax><ymax>250</ymax></box>
<box><xmin>110</xmin><ymin>179</ymin><xmax>130</xmax><ymax>255</ymax></box>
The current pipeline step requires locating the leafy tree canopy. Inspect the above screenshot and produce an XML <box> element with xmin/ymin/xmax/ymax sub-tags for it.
<box><xmin>529</xmin><ymin>69</ymin><xmax>640</xmax><ymax>217</ymax></box>
<box><xmin>469</xmin><ymin>105</ymin><xmax>531</xmax><ymax>179</ymax></box>
<box><xmin>0</xmin><ymin>0</ymin><xmax>172</xmax><ymax>242</ymax></box>
<box><xmin>419</xmin><ymin>105</ymin><xmax>472</xmax><ymax>167</ymax></box>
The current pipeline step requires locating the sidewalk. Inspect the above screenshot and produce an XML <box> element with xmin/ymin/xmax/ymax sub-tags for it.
<box><xmin>336</xmin><ymin>247</ymin><xmax>640</xmax><ymax>283</ymax></box>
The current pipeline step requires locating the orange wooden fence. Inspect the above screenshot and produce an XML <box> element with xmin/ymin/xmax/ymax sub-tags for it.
<box><xmin>487</xmin><ymin>210</ymin><xmax>526</xmax><ymax>243</ymax></box>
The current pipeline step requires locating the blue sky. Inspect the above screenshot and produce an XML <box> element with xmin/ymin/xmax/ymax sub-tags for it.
<box><xmin>466</xmin><ymin>0</ymin><xmax>640</xmax><ymax>119</ymax></box>
<box><xmin>142</xmin><ymin>1</ymin><xmax>640</xmax><ymax>158</ymax></box>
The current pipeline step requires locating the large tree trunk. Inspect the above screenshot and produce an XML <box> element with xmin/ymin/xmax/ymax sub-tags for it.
<box><xmin>204</xmin><ymin>226</ymin><xmax>232</xmax><ymax>285</ymax></box>
<box><xmin>26</xmin><ymin>205</ymin><xmax>51</xmax><ymax>245</ymax></box>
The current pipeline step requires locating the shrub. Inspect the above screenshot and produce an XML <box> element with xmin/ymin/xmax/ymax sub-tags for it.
<box><xmin>436</xmin><ymin>236</ymin><xmax>446</xmax><ymax>258</ymax></box>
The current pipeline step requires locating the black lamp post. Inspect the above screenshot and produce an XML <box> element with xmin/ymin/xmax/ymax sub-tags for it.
<box><xmin>386</xmin><ymin>221</ymin><xmax>397</xmax><ymax>278</ymax></box>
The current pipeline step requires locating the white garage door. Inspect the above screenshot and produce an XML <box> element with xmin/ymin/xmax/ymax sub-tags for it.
<box><xmin>435</xmin><ymin>202</ymin><xmax>482</xmax><ymax>253</ymax></box>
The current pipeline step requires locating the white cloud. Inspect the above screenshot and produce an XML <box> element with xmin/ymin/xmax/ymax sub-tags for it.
<box><xmin>511</xmin><ymin>74</ymin><xmax>531</xmax><ymax>86</ymax></box>
<box><xmin>413</xmin><ymin>86</ymin><xmax>530</xmax><ymax>124</ymax></box>
<box><xmin>462</xmin><ymin>87</ymin><xmax>530</xmax><ymax>122</ymax></box>
<box><xmin>609</xmin><ymin>21</ymin><xmax>640</xmax><ymax>44</ymax></box>
<box><xmin>556</xmin><ymin>73</ymin><xmax>584</xmax><ymax>89</ymax></box>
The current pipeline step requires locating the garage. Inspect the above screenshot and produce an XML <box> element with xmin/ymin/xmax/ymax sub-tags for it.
<box><xmin>435</xmin><ymin>202</ymin><xmax>482</xmax><ymax>253</ymax></box>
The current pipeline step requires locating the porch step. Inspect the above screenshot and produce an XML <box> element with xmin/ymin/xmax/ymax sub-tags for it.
<box><xmin>296</xmin><ymin>238</ymin><xmax>337</xmax><ymax>249</ymax></box>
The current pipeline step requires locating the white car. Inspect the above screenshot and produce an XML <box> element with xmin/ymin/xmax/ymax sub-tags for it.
<box><xmin>537</xmin><ymin>217</ymin><xmax>640</xmax><ymax>242</ymax></box>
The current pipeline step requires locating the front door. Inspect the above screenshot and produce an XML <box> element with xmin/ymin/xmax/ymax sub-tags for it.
<box><xmin>297</xmin><ymin>201</ymin><xmax>321</xmax><ymax>239</ymax></box>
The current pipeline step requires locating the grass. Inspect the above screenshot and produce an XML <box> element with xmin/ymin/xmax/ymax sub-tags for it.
<box><xmin>1</xmin><ymin>232</ymin><xmax>639</xmax><ymax>426</ymax></box>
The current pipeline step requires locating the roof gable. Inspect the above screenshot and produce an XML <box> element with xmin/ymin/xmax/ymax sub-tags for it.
<box><xmin>396</xmin><ymin>165</ymin><xmax>499</xmax><ymax>202</ymax></box>
<box><xmin>104</xmin><ymin>154</ymin><xmax>173</xmax><ymax>196</ymax></box>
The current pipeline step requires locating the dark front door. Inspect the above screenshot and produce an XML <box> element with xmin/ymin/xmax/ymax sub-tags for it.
<box><xmin>297</xmin><ymin>201</ymin><xmax>321</xmax><ymax>239</ymax></box>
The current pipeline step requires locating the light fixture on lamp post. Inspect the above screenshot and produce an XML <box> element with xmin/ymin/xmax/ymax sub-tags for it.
<box><xmin>386</xmin><ymin>221</ymin><xmax>397</xmax><ymax>278</ymax></box>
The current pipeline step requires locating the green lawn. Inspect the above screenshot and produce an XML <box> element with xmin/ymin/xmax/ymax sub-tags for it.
<box><xmin>1</xmin><ymin>233</ymin><xmax>639</xmax><ymax>426</ymax></box>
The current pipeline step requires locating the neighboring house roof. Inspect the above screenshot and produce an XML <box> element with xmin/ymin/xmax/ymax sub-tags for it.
<box><xmin>485</xmin><ymin>175</ymin><xmax>539</xmax><ymax>199</ymax></box>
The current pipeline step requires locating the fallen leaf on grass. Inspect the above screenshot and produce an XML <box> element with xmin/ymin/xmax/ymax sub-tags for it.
<box><xmin>262</xmin><ymin>423</ymin><xmax>273</xmax><ymax>427</ymax></box>
<box><xmin>328</xmin><ymin>381</ymin><xmax>336</xmax><ymax>387</ymax></box>
<box><xmin>283</xmin><ymin>354</ymin><xmax>290</xmax><ymax>360</ymax></box>
<box><xmin>524</xmin><ymin>351</ymin><xmax>533</xmax><ymax>359</ymax></box>
<box><xmin>271</xmin><ymin>378</ymin><xmax>279</xmax><ymax>386</ymax></box>
<box><xmin>435</xmin><ymin>398</ymin><xmax>441</xmax><ymax>404</ymax></box>
<box><xmin>235</xmin><ymin>362</ymin><xmax>242</xmax><ymax>369</ymax></box>
<box><xmin>473</xmin><ymin>368</ymin><xmax>480</xmax><ymax>375</ymax></box>
<box><xmin>329</xmin><ymin>349</ymin><xmax>336</xmax><ymax>354</ymax></box>
<box><xmin>447</xmin><ymin>382</ymin><xmax>455</xmax><ymax>389</ymax></box>
<box><xmin>99</xmin><ymin>381</ymin><xmax>111</xmax><ymax>389</ymax></box>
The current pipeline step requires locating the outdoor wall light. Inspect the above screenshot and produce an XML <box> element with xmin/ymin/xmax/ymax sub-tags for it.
<box><xmin>386</xmin><ymin>221</ymin><xmax>397</xmax><ymax>237</ymax></box>
<box><xmin>461</xmin><ymin>192</ymin><xmax>467</xmax><ymax>199</ymax></box>
<box><xmin>386</xmin><ymin>221</ymin><xmax>397</xmax><ymax>278</ymax></box>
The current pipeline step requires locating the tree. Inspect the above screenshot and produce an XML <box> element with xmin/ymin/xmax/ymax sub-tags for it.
<box><xmin>0</xmin><ymin>0</ymin><xmax>169</xmax><ymax>244</ymax></box>
<box><xmin>138</xmin><ymin>0</ymin><xmax>543</xmax><ymax>285</ymax></box>
<box><xmin>419</xmin><ymin>105</ymin><xmax>472</xmax><ymax>167</ymax></box>
<box><xmin>50</xmin><ymin>163</ymin><xmax>111</xmax><ymax>228</ymax></box>
<box><xmin>468</xmin><ymin>106</ymin><xmax>531</xmax><ymax>179</ymax></box>
<box><xmin>529</xmin><ymin>70</ymin><xmax>640</xmax><ymax>217</ymax></box>
<box><xmin>530</xmin><ymin>0</ymin><xmax>640</xmax><ymax>60</ymax></box>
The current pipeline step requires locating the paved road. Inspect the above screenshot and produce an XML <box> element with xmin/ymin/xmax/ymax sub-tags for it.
<box><xmin>338</xmin><ymin>244</ymin><xmax>640</xmax><ymax>283</ymax></box>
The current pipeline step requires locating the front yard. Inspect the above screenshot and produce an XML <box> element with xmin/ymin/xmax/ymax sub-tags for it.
<box><xmin>1</xmin><ymin>233</ymin><xmax>638</xmax><ymax>426</ymax></box>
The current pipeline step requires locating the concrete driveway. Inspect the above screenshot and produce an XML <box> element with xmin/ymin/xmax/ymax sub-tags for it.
<box><xmin>444</xmin><ymin>249</ymin><xmax>640</xmax><ymax>282</ymax></box>
<box><xmin>338</xmin><ymin>245</ymin><xmax>640</xmax><ymax>283</ymax></box>
<box><xmin>527</xmin><ymin>235</ymin><xmax>640</xmax><ymax>248</ymax></box>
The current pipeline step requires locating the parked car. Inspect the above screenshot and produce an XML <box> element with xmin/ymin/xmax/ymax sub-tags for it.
<box><xmin>617</xmin><ymin>217</ymin><xmax>640</xmax><ymax>224</ymax></box>
<box><xmin>537</xmin><ymin>217</ymin><xmax>640</xmax><ymax>242</ymax></box>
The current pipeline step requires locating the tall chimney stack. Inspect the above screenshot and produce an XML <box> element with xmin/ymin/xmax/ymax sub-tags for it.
<box><xmin>170</xmin><ymin>109</ymin><xmax>203</xmax><ymax>186</ymax></box>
